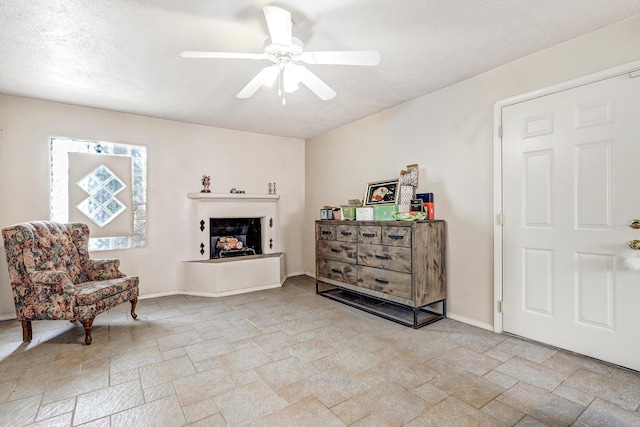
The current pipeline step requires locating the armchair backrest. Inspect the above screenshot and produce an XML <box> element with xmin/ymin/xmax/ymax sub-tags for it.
<box><xmin>2</xmin><ymin>221</ymin><xmax>90</xmax><ymax>287</ymax></box>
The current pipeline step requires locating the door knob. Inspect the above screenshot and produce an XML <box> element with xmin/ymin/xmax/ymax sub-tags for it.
<box><xmin>629</xmin><ymin>219</ymin><xmax>640</xmax><ymax>229</ymax></box>
<box><xmin>629</xmin><ymin>240</ymin><xmax>640</xmax><ymax>250</ymax></box>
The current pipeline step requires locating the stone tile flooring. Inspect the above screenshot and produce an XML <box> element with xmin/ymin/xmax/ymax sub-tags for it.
<box><xmin>0</xmin><ymin>275</ymin><xmax>639</xmax><ymax>426</ymax></box>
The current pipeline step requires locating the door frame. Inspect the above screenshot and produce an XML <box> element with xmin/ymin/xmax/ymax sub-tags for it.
<box><xmin>493</xmin><ymin>59</ymin><xmax>640</xmax><ymax>334</ymax></box>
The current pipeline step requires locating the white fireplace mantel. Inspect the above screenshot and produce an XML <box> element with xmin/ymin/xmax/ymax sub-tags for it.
<box><xmin>187</xmin><ymin>193</ymin><xmax>279</xmax><ymax>202</ymax></box>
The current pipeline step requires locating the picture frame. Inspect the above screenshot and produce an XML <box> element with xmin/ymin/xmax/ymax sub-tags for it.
<box><xmin>364</xmin><ymin>179</ymin><xmax>399</xmax><ymax>205</ymax></box>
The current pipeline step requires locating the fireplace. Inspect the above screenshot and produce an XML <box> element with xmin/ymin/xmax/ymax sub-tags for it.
<box><xmin>210</xmin><ymin>217</ymin><xmax>262</xmax><ymax>259</ymax></box>
<box><xmin>184</xmin><ymin>192</ymin><xmax>282</xmax><ymax>297</ymax></box>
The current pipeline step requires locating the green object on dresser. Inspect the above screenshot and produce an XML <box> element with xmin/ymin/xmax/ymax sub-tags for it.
<box><xmin>341</xmin><ymin>206</ymin><xmax>357</xmax><ymax>220</ymax></box>
<box><xmin>373</xmin><ymin>204</ymin><xmax>397</xmax><ymax>221</ymax></box>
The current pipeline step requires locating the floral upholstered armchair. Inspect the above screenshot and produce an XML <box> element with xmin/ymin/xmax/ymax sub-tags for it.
<box><xmin>2</xmin><ymin>221</ymin><xmax>139</xmax><ymax>345</ymax></box>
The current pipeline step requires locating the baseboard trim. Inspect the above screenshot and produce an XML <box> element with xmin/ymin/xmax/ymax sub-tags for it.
<box><xmin>285</xmin><ymin>271</ymin><xmax>306</xmax><ymax>278</ymax></box>
<box><xmin>179</xmin><ymin>283</ymin><xmax>282</xmax><ymax>298</ymax></box>
<box><xmin>447</xmin><ymin>312</ymin><xmax>493</xmax><ymax>331</ymax></box>
<box><xmin>138</xmin><ymin>291</ymin><xmax>180</xmax><ymax>300</ymax></box>
<box><xmin>140</xmin><ymin>283</ymin><xmax>283</xmax><ymax>300</ymax></box>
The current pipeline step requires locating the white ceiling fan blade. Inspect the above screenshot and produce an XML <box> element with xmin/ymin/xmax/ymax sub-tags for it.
<box><xmin>297</xmin><ymin>66</ymin><xmax>336</xmax><ymax>100</ymax></box>
<box><xmin>301</xmin><ymin>50</ymin><xmax>381</xmax><ymax>66</ymax></box>
<box><xmin>236</xmin><ymin>66</ymin><xmax>279</xmax><ymax>98</ymax></box>
<box><xmin>263</xmin><ymin>6</ymin><xmax>292</xmax><ymax>47</ymax></box>
<box><xmin>181</xmin><ymin>51</ymin><xmax>266</xmax><ymax>60</ymax></box>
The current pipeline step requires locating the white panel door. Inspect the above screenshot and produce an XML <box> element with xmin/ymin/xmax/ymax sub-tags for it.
<box><xmin>502</xmin><ymin>73</ymin><xmax>640</xmax><ymax>371</ymax></box>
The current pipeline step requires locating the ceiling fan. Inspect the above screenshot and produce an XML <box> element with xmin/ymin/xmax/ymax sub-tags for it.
<box><xmin>180</xmin><ymin>5</ymin><xmax>381</xmax><ymax>104</ymax></box>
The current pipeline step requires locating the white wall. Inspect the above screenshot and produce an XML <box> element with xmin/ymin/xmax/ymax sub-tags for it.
<box><xmin>305</xmin><ymin>15</ymin><xmax>640</xmax><ymax>328</ymax></box>
<box><xmin>0</xmin><ymin>96</ymin><xmax>305</xmax><ymax>317</ymax></box>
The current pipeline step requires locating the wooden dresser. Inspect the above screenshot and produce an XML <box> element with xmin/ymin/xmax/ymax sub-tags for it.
<box><xmin>315</xmin><ymin>219</ymin><xmax>446</xmax><ymax>328</ymax></box>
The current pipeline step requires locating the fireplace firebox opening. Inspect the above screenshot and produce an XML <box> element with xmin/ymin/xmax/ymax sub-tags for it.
<box><xmin>210</xmin><ymin>217</ymin><xmax>262</xmax><ymax>259</ymax></box>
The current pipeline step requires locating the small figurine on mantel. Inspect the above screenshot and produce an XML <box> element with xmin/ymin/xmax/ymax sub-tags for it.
<box><xmin>201</xmin><ymin>175</ymin><xmax>211</xmax><ymax>193</ymax></box>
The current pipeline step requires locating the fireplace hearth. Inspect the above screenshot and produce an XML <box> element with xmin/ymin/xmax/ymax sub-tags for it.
<box><xmin>210</xmin><ymin>218</ymin><xmax>262</xmax><ymax>259</ymax></box>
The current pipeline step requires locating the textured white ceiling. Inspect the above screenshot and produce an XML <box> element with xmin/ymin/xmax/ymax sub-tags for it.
<box><xmin>2</xmin><ymin>1</ymin><xmax>640</xmax><ymax>139</ymax></box>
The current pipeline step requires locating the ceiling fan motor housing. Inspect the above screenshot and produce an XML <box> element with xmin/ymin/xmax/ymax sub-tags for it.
<box><xmin>263</xmin><ymin>37</ymin><xmax>305</xmax><ymax>65</ymax></box>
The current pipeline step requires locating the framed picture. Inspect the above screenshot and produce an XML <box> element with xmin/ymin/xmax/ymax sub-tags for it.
<box><xmin>364</xmin><ymin>179</ymin><xmax>399</xmax><ymax>205</ymax></box>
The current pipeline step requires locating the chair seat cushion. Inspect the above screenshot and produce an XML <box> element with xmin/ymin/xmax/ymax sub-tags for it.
<box><xmin>75</xmin><ymin>277</ymin><xmax>139</xmax><ymax>306</ymax></box>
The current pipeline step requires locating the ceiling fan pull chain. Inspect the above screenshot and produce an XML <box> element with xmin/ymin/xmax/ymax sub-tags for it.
<box><xmin>282</xmin><ymin>75</ymin><xmax>285</xmax><ymax>103</ymax></box>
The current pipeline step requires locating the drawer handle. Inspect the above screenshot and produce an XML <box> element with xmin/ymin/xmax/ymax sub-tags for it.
<box><xmin>388</xmin><ymin>235</ymin><xmax>404</xmax><ymax>240</ymax></box>
<box><xmin>322</xmin><ymin>231</ymin><xmax>332</xmax><ymax>235</ymax></box>
<box><xmin>363</xmin><ymin>233</ymin><xmax>375</xmax><ymax>237</ymax></box>
<box><xmin>331</xmin><ymin>269</ymin><xmax>342</xmax><ymax>274</ymax></box>
<box><xmin>374</xmin><ymin>254</ymin><xmax>389</xmax><ymax>260</ymax></box>
<box><xmin>340</xmin><ymin>231</ymin><xmax>352</xmax><ymax>236</ymax></box>
<box><xmin>374</xmin><ymin>278</ymin><xmax>389</xmax><ymax>284</ymax></box>
<box><xmin>330</xmin><ymin>248</ymin><xmax>341</xmax><ymax>253</ymax></box>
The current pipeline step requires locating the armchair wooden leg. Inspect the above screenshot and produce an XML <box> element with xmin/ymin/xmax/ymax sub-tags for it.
<box><xmin>130</xmin><ymin>298</ymin><xmax>138</xmax><ymax>320</ymax></box>
<box><xmin>81</xmin><ymin>318</ymin><xmax>95</xmax><ymax>345</ymax></box>
<box><xmin>21</xmin><ymin>320</ymin><xmax>32</xmax><ymax>342</ymax></box>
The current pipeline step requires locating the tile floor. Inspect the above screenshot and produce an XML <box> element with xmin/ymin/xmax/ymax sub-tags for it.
<box><xmin>0</xmin><ymin>275</ymin><xmax>639</xmax><ymax>426</ymax></box>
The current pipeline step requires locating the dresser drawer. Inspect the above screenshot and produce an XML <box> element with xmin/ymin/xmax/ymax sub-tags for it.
<box><xmin>357</xmin><ymin>265</ymin><xmax>412</xmax><ymax>299</ymax></box>
<box><xmin>317</xmin><ymin>259</ymin><xmax>357</xmax><ymax>285</ymax></box>
<box><xmin>382</xmin><ymin>226</ymin><xmax>412</xmax><ymax>247</ymax></box>
<box><xmin>317</xmin><ymin>240</ymin><xmax>356</xmax><ymax>263</ymax></box>
<box><xmin>357</xmin><ymin>243</ymin><xmax>411</xmax><ymax>273</ymax></box>
<box><xmin>358</xmin><ymin>226</ymin><xmax>382</xmax><ymax>244</ymax></box>
<box><xmin>318</xmin><ymin>224</ymin><xmax>336</xmax><ymax>240</ymax></box>
<box><xmin>336</xmin><ymin>225</ymin><xmax>357</xmax><ymax>242</ymax></box>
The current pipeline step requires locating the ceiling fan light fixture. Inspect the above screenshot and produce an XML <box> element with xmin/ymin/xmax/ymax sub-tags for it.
<box><xmin>283</xmin><ymin>73</ymin><xmax>299</xmax><ymax>93</ymax></box>
<box><xmin>260</xmin><ymin>65</ymin><xmax>279</xmax><ymax>87</ymax></box>
<box><xmin>283</xmin><ymin>63</ymin><xmax>303</xmax><ymax>93</ymax></box>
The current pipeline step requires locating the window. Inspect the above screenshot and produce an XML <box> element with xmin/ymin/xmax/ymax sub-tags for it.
<box><xmin>50</xmin><ymin>136</ymin><xmax>147</xmax><ymax>250</ymax></box>
<box><xmin>77</xmin><ymin>165</ymin><xmax>126</xmax><ymax>227</ymax></box>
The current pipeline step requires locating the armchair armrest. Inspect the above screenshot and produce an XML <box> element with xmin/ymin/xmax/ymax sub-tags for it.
<box><xmin>24</xmin><ymin>270</ymin><xmax>78</xmax><ymax>320</ymax></box>
<box><xmin>29</xmin><ymin>270</ymin><xmax>78</xmax><ymax>295</ymax></box>
<box><xmin>29</xmin><ymin>270</ymin><xmax>75</xmax><ymax>292</ymax></box>
<box><xmin>84</xmin><ymin>259</ymin><xmax>126</xmax><ymax>281</ymax></box>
